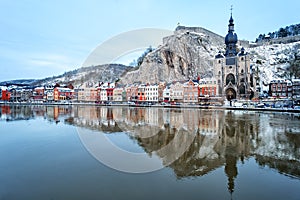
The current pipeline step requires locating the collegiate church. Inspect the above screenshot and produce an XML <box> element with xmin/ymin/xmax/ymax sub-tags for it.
<box><xmin>213</xmin><ymin>12</ymin><xmax>256</xmax><ymax>101</ymax></box>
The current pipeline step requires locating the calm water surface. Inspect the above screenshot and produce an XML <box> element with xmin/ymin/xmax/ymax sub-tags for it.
<box><xmin>0</xmin><ymin>105</ymin><xmax>299</xmax><ymax>200</ymax></box>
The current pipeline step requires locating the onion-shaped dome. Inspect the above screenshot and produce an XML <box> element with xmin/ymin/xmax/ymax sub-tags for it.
<box><xmin>225</xmin><ymin>32</ymin><xmax>238</xmax><ymax>45</ymax></box>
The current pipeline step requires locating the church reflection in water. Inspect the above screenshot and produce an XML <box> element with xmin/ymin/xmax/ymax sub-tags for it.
<box><xmin>1</xmin><ymin>105</ymin><xmax>300</xmax><ymax>194</ymax></box>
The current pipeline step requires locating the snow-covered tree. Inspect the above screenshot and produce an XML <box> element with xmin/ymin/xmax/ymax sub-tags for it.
<box><xmin>282</xmin><ymin>52</ymin><xmax>300</xmax><ymax>81</ymax></box>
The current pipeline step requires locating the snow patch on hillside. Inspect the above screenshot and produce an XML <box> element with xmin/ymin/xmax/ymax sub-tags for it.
<box><xmin>249</xmin><ymin>41</ymin><xmax>300</xmax><ymax>92</ymax></box>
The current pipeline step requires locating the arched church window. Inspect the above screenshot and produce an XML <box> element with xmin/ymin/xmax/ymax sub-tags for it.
<box><xmin>226</xmin><ymin>74</ymin><xmax>235</xmax><ymax>85</ymax></box>
<box><xmin>241</xmin><ymin>57</ymin><xmax>244</xmax><ymax>61</ymax></box>
<box><xmin>241</xmin><ymin>69</ymin><xmax>244</xmax><ymax>74</ymax></box>
<box><xmin>239</xmin><ymin>85</ymin><xmax>246</xmax><ymax>94</ymax></box>
<box><xmin>218</xmin><ymin>60</ymin><xmax>221</xmax><ymax>64</ymax></box>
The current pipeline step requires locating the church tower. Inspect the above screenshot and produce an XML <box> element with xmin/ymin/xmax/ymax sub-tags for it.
<box><xmin>213</xmin><ymin>9</ymin><xmax>254</xmax><ymax>101</ymax></box>
<box><xmin>225</xmin><ymin>14</ymin><xmax>238</xmax><ymax>57</ymax></box>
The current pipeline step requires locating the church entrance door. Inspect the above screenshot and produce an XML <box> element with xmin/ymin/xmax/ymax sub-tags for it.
<box><xmin>225</xmin><ymin>88</ymin><xmax>236</xmax><ymax>101</ymax></box>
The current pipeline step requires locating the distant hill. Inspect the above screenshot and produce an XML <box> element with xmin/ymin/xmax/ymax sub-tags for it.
<box><xmin>0</xmin><ymin>64</ymin><xmax>131</xmax><ymax>87</ymax></box>
<box><xmin>0</xmin><ymin>79</ymin><xmax>37</xmax><ymax>86</ymax></box>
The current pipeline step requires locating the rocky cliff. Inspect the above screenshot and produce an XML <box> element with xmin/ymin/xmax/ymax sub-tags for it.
<box><xmin>120</xmin><ymin>26</ymin><xmax>225</xmax><ymax>84</ymax></box>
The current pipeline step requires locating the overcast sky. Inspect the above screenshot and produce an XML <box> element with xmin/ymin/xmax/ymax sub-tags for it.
<box><xmin>1</xmin><ymin>0</ymin><xmax>300</xmax><ymax>81</ymax></box>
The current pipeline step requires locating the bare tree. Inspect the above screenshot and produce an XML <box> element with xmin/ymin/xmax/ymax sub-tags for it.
<box><xmin>282</xmin><ymin>52</ymin><xmax>300</xmax><ymax>81</ymax></box>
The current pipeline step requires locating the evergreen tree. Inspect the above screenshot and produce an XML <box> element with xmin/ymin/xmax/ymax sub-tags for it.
<box><xmin>255</xmin><ymin>23</ymin><xmax>300</xmax><ymax>41</ymax></box>
<box><xmin>278</xmin><ymin>28</ymin><xmax>287</xmax><ymax>38</ymax></box>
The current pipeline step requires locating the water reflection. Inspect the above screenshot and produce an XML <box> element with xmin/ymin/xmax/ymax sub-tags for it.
<box><xmin>1</xmin><ymin>105</ymin><xmax>299</xmax><ymax>194</ymax></box>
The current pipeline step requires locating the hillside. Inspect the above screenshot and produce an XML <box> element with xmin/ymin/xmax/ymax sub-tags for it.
<box><xmin>34</xmin><ymin>64</ymin><xmax>131</xmax><ymax>86</ymax></box>
<box><xmin>0</xmin><ymin>64</ymin><xmax>131</xmax><ymax>87</ymax></box>
<box><xmin>250</xmin><ymin>41</ymin><xmax>300</xmax><ymax>90</ymax></box>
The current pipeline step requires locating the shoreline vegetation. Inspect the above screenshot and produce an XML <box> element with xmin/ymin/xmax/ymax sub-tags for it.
<box><xmin>1</xmin><ymin>101</ymin><xmax>300</xmax><ymax>114</ymax></box>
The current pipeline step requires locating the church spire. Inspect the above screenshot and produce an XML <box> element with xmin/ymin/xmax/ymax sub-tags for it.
<box><xmin>225</xmin><ymin>6</ymin><xmax>238</xmax><ymax>57</ymax></box>
<box><xmin>228</xmin><ymin>5</ymin><xmax>234</xmax><ymax>32</ymax></box>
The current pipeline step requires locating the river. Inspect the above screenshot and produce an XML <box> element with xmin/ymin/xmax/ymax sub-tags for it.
<box><xmin>0</xmin><ymin>105</ymin><xmax>299</xmax><ymax>200</ymax></box>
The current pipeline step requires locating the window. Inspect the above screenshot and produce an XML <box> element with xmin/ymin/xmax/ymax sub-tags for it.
<box><xmin>226</xmin><ymin>57</ymin><xmax>235</xmax><ymax>65</ymax></box>
<box><xmin>226</xmin><ymin>74</ymin><xmax>235</xmax><ymax>85</ymax></box>
<box><xmin>282</xmin><ymin>86</ymin><xmax>286</xmax><ymax>92</ymax></box>
<box><xmin>277</xmin><ymin>85</ymin><xmax>282</xmax><ymax>91</ymax></box>
<box><xmin>239</xmin><ymin>85</ymin><xmax>246</xmax><ymax>94</ymax></box>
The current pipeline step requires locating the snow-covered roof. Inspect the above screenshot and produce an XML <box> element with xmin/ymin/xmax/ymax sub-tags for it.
<box><xmin>270</xmin><ymin>79</ymin><xmax>286</xmax><ymax>83</ymax></box>
<box><xmin>34</xmin><ymin>87</ymin><xmax>44</xmax><ymax>90</ymax></box>
<box><xmin>57</xmin><ymin>87</ymin><xmax>72</xmax><ymax>92</ymax></box>
<box><xmin>0</xmin><ymin>86</ymin><xmax>8</xmax><ymax>90</ymax></box>
<box><xmin>183</xmin><ymin>80</ymin><xmax>198</xmax><ymax>86</ymax></box>
<box><xmin>145</xmin><ymin>84</ymin><xmax>158</xmax><ymax>88</ymax></box>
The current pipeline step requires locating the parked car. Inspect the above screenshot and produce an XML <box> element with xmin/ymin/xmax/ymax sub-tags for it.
<box><xmin>294</xmin><ymin>106</ymin><xmax>300</xmax><ymax>110</ymax></box>
<box><xmin>127</xmin><ymin>101</ymin><xmax>135</xmax><ymax>105</ymax></box>
<box><xmin>256</xmin><ymin>103</ymin><xmax>265</xmax><ymax>108</ymax></box>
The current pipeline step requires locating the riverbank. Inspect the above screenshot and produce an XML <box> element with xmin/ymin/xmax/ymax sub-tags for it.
<box><xmin>1</xmin><ymin>101</ymin><xmax>300</xmax><ymax>113</ymax></box>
